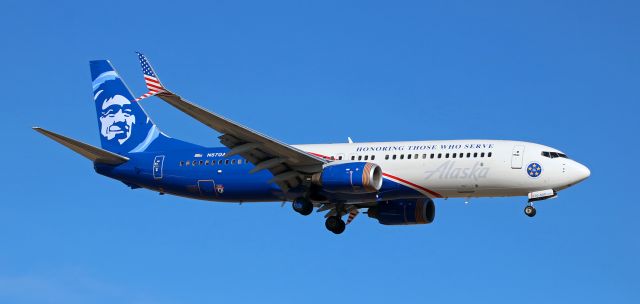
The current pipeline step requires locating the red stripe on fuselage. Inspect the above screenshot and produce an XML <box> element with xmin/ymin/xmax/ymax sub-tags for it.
<box><xmin>306</xmin><ymin>151</ymin><xmax>442</xmax><ymax>198</ymax></box>
<box><xmin>382</xmin><ymin>173</ymin><xmax>442</xmax><ymax>198</ymax></box>
<box><xmin>308</xmin><ymin>151</ymin><xmax>332</xmax><ymax>159</ymax></box>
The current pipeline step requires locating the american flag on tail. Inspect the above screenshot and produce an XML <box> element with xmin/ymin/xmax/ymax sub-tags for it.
<box><xmin>135</xmin><ymin>52</ymin><xmax>166</xmax><ymax>101</ymax></box>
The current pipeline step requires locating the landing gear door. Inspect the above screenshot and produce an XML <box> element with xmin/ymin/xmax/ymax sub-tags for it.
<box><xmin>511</xmin><ymin>145</ymin><xmax>524</xmax><ymax>169</ymax></box>
<box><xmin>153</xmin><ymin>155</ymin><xmax>165</xmax><ymax>179</ymax></box>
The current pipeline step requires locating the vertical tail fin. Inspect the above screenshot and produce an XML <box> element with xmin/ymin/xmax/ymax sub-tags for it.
<box><xmin>90</xmin><ymin>60</ymin><xmax>162</xmax><ymax>154</ymax></box>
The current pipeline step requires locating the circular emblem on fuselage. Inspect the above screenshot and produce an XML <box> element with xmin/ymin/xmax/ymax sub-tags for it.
<box><xmin>215</xmin><ymin>184</ymin><xmax>225</xmax><ymax>194</ymax></box>
<box><xmin>527</xmin><ymin>162</ymin><xmax>542</xmax><ymax>178</ymax></box>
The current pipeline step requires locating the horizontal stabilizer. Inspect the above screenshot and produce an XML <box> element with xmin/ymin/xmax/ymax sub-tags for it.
<box><xmin>33</xmin><ymin>127</ymin><xmax>129</xmax><ymax>165</ymax></box>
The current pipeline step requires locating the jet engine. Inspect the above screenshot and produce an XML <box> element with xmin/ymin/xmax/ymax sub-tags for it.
<box><xmin>312</xmin><ymin>162</ymin><xmax>383</xmax><ymax>194</ymax></box>
<box><xmin>367</xmin><ymin>198</ymin><xmax>435</xmax><ymax>225</ymax></box>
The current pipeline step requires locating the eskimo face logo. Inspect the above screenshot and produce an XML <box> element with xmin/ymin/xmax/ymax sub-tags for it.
<box><xmin>99</xmin><ymin>94</ymin><xmax>136</xmax><ymax>144</ymax></box>
<box><xmin>527</xmin><ymin>162</ymin><xmax>542</xmax><ymax>178</ymax></box>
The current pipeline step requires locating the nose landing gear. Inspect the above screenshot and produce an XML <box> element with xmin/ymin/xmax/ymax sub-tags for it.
<box><xmin>524</xmin><ymin>204</ymin><xmax>537</xmax><ymax>217</ymax></box>
<box><xmin>524</xmin><ymin>189</ymin><xmax>556</xmax><ymax>217</ymax></box>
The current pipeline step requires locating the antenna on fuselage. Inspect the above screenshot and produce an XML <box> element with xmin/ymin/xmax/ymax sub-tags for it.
<box><xmin>347</xmin><ymin>137</ymin><xmax>354</xmax><ymax>144</ymax></box>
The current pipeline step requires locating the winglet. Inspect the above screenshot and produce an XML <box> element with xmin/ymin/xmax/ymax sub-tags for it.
<box><xmin>135</xmin><ymin>52</ymin><xmax>168</xmax><ymax>101</ymax></box>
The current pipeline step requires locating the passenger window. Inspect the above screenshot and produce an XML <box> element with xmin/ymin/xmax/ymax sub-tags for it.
<box><xmin>385</xmin><ymin>155</ymin><xmax>389</xmax><ymax>160</ymax></box>
<box><xmin>393</xmin><ymin>155</ymin><xmax>397</xmax><ymax>160</ymax></box>
<box><xmin>225</xmin><ymin>159</ymin><xmax>229</xmax><ymax>165</ymax></box>
<box><xmin>407</xmin><ymin>154</ymin><xmax>412</xmax><ymax>159</ymax></box>
<box><xmin>186</xmin><ymin>161</ymin><xmax>191</xmax><ymax>166</ymax></box>
<box><xmin>438</xmin><ymin>153</ymin><xmax>442</xmax><ymax>159</ymax></box>
<box><xmin>179</xmin><ymin>161</ymin><xmax>184</xmax><ymax>166</ymax></box>
<box><xmin>452</xmin><ymin>153</ymin><xmax>457</xmax><ymax>158</ymax></box>
<box><xmin>430</xmin><ymin>154</ymin><xmax>435</xmax><ymax>159</ymax></box>
<box><xmin>205</xmin><ymin>160</ymin><xmax>210</xmax><ymax>165</ymax></box>
<box><xmin>364</xmin><ymin>155</ymin><xmax>368</xmax><ymax>160</ymax></box>
<box><xmin>237</xmin><ymin>159</ymin><xmax>243</xmax><ymax>165</ymax></box>
<box><xmin>199</xmin><ymin>160</ymin><xmax>204</xmax><ymax>165</ymax></box>
<box><xmin>231</xmin><ymin>159</ymin><xmax>236</xmax><ymax>164</ymax></box>
<box><xmin>400</xmin><ymin>154</ymin><xmax>404</xmax><ymax>160</ymax></box>
<box><xmin>218</xmin><ymin>159</ymin><xmax>223</xmax><ymax>165</ymax></box>
<box><xmin>358</xmin><ymin>155</ymin><xmax>362</xmax><ymax>161</ymax></box>
<box><xmin>414</xmin><ymin>154</ymin><xmax>418</xmax><ymax>159</ymax></box>
<box><xmin>338</xmin><ymin>156</ymin><xmax>343</xmax><ymax>160</ymax></box>
<box><xmin>488</xmin><ymin>152</ymin><xmax>492</xmax><ymax>157</ymax></box>
<box><xmin>193</xmin><ymin>160</ymin><xmax>197</xmax><ymax>166</ymax></box>
<box><xmin>371</xmin><ymin>155</ymin><xmax>375</xmax><ymax>160</ymax></box>
<box><xmin>473</xmin><ymin>153</ymin><xmax>477</xmax><ymax>158</ymax></box>
<box><xmin>459</xmin><ymin>153</ymin><xmax>463</xmax><ymax>159</ymax></box>
<box><xmin>422</xmin><ymin>154</ymin><xmax>427</xmax><ymax>159</ymax></box>
<box><xmin>467</xmin><ymin>153</ymin><xmax>471</xmax><ymax>158</ymax></box>
<box><xmin>480</xmin><ymin>152</ymin><xmax>485</xmax><ymax>158</ymax></box>
<box><xmin>351</xmin><ymin>156</ymin><xmax>355</xmax><ymax>160</ymax></box>
<box><xmin>445</xmin><ymin>153</ymin><xmax>449</xmax><ymax>158</ymax></box>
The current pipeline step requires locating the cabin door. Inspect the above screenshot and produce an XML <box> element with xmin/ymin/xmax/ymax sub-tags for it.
<box><xmin>511</xmin><ymin>145</ymin><xmax>525</xmax><ymax>169</ymax></box>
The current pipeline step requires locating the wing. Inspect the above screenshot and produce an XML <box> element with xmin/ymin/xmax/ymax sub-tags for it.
<box><xmin>135</xmin><ymin>53</ymin><xmax>327</xmax><ymax>192</ymax></box>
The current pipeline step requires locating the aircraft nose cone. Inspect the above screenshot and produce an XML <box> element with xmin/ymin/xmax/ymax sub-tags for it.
<box><xmin>575</xmin><ymin>162</ymin><xmax>591</xmax><ymax>183</ymax></box>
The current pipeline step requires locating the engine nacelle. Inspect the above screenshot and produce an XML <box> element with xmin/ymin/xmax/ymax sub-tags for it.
<box><xmin>313</xmin><ymin>162</ymin><xmax>383</xmax><ymax>194</ymax></box>
<box><xmin>367</xmin><ymin>198</ymin><xmax>435</xmax><ymax>225</ymax></box>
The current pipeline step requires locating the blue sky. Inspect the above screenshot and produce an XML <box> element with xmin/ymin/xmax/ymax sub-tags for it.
<box><xmin>1</xmin><ymin>0</ymin><xmax>638</xmax><ymax>303</ymax></box>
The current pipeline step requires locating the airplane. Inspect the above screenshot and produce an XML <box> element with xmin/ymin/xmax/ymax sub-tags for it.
<box><xmin>34</xmin><ymin>53</ymin><xmax>591</xmax><ymax>234</ymax></box>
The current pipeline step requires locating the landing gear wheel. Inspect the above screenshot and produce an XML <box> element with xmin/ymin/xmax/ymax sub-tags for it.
<box><xmin>292</xmin><ymin>198</ymin><xmax>313</xmax><ymax>216</ymax></box>
<box><xmin>325</xmin><ymin>216</ymin><xmax>346</xmax><ymax>234</ymax></box>
<box><xmin>524</xmin><ymin>205</ymin><xmax>537</xmax><ymax>217</ymax></box>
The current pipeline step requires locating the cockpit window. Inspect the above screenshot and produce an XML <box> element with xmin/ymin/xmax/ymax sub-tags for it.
<box><xmin>541</xmin><ymin>151</ymin><xmax>568</xmax><ymax>159</ymax></box>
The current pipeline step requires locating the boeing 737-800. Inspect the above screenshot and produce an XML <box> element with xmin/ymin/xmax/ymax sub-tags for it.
<box><xmin>34</xmin><ymin>53</ymin><xmax>590</xmax><ymax>234</ymax></box>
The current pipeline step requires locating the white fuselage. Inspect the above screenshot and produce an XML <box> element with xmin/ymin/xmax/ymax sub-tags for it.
<box><xmin>295</xmin><ymin>140</ymin><xmax>590</xmax><ymax>199</ymax></box>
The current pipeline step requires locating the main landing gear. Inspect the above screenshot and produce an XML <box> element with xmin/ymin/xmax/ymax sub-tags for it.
<box><xmin>324</xmin><ymin>203</ymin><xmax>347</xmax><ymax>234</ymax></box>
<box><xmin>292</xmin><ymin>198</ymin><xmax>347</xmax><ymax>234</ymax></box>
<box><xmin>325</xmin><ymin>216</ymin><xmax>346</xmax><ymax>234</ymax></box>
<box><xmin>292</xmin><ymin>197</ymin><xmax>313</xmax><ymax>216</ymax></box>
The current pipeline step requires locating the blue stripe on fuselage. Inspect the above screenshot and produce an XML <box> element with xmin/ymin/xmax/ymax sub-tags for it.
<box><xmin>94</xmin><ymin>147</ymin><xmax>429</xmax><ymax>203</ymax></box>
